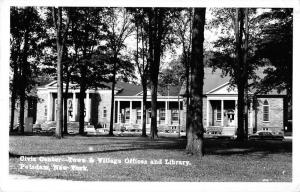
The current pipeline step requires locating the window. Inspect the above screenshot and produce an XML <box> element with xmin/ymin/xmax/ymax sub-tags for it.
<box><xmin>263</xmin><ymin>100</ymin><xmax>270</xmax><ymax>122</ymax></box>
<box><xmin>137</xmin><ymin>108</ymin><xmax>141</xmax><ymax>120</ymax></box>
<box><xmin>103</xmin><ymin>107</ymin><xmax>107</xmax><ymax>118</ymax></box>
<box><xmin>216</xmin><ymin>107</ymin><xmax>222</xmax><ymax>121</ymax></box>
<box><xmin>160</xmin><ymin>109</ymin><xmax>165</xmax><ymax>121</ymax></box>
<box><xmin>171</xmin><ymin>109</ymin><xmax>179</xmax><ymax>122</ymax></box>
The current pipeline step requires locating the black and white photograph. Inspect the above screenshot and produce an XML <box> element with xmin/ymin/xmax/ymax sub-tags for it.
<box><xmin>0</xmin><ymin>0</ymin><xmax>299</xmax><ymax>191</ymax></box>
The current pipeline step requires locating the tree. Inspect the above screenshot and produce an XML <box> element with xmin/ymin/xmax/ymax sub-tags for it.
<box><xmin>51</xmin><ymin>7</ymin><xmax>70</xmax><ymax>138</ymax></box>
<box><xmin>146</xmin><ymin>8</ymin><xmax>181</xmax><ymax>139</ymax></box>
<box><xmin>254</xmin><ymin>9</ymin><xmax>292</xmax><ymax>104</ymax></box>
<box><xmin>130</xmin><ymin>8</ymin><xmax>150</xmax><ymax>137</ymax></box>
<box><xmin>185</xmin><ymin>8</ymin><xmax>206</xmax><ymax>156</ymax></box>
<box><xmin>68</xmin><ymin>7</ymin><xmax>111</xmax><ymax>135</ymax></box>
<box><xmin>106</xmin><ymin>8</ymin><xmax>135</xmax><ymax>136</ymax></box>
<box><xmin>208</xmin><ymin>8</ymin><xmax>255</xmax><ymax>141</ymax></box>
<box><xmin>10</xmin><ymin>7</ymin><xmax>44</xmax><ymax>134</ymax></box>
<box><xmin>173</xmin><ymin>8</ymin><xmax>193</xmax><ymax>133</ymax></box>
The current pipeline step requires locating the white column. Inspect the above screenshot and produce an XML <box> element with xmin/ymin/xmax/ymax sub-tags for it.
<box><xmin>141</xmin><ymin>100</ymin><xmax>143</xmax><ymax>125</ymax></box>
<box><xmin>129</xmin><ymin>100</ymin><xmax>132</xmax><ymax>124</ymax></box>
<box><xmin>165</xmin><ymin>100</ymin><xmax>168</xmax><ymax>125</ymax></box>
<box><xmin>117</xmin><ymin>100</ymin><xmax>120</xmax><ymax>123</ymax></box>
<box><xmin>206</xmin><ymin>98</ymin><xmax>209</xmax><ymax>127</ymax></box>
<box><xmin>85</xmin><ymin>92</ymin><xmax>90</xmax><ymax>122</ymax></box>
<box><xmin>221</xmin><ymin>99</ymin><xmax>224</xmax><ymax>127</ymax></box>
<box><xmin>72</xmin><ymin>92</ymin><xmax>76</xmax><ymax>121</ymax></box>
<box><xmin>47</xmin><ymin>92</ymin><xmax>52</xmax><ymax>121</ymax></box>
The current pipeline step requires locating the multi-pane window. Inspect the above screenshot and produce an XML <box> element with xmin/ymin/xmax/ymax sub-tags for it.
<box><xmin>171</xmin><ymin>109</ymin><xmax>179</xmax><ymax>122</ymax></box>
<box><xmin>160</xmin><ymin>109</ymin><xmax>165</xmax><ymax>121</ymax></box>
<box><xmin>103</xmin><ymin>107</ymin><xmax>107</xmax><ymax>118</ymax></box>
<box><xmin>136</xmin><ymin>109</ymin><xmax>142</xmax><ymax>120</ymax></box>
<box><xmin>216</xmin><ymin>107</ymin><xmax>222</xmax><ymax>121</ymax></box>
<box><xmin>263</xmin><ymin>100</ymin><xmax>270</xmax><ymax>122</ymax></box>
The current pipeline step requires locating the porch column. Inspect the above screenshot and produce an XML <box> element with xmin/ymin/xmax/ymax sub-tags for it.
<box><xmin>165</xmin><ymin>100</ymin><xmax>168</xmax><ymax>125</ymax></box>
<box><xmin>129</xmin><ymin>100</ymin><xmax>132</xmax><ymax>124</ymax></box>
<box><xmin>117</xmin><ymin>100</ymin><xmax>120</xmax><ymax>123</ymax></box>
<box><xmin>141</xmin><ymin>100</ymin><xmax>143</xmax><ymax>125</ymax></box>
<box><xmin>47</xmin><ymin>92</ymin><xmax>53</xmax><ymax>121</ymax></box>
<box><xmin>221</xmin><ymin>99</ymin><xmax>224</xmax><ymax>126</ymax></box>
<box><xmin>72</xmin><ymin>91</ymin><xmax>76</xmax><ymax>121</ymax></box>
<box><xmin>85</xmin><ymin>92</ymin><xmax>91</xmax><ymax>122</ymax></box>
<box><xmin>206</xmin><ymin>98</ymin><xmax>209</xmax><ymax>127</ymax></box>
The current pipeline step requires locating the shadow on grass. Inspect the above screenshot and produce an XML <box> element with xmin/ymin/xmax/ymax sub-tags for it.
<box><xmin>9</xmin><ymin>135</ymin><xmax>292</xmax><ymax>159</ymax></box>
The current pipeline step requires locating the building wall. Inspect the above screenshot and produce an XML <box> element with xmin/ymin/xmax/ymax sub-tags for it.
<box><xmin>36</xmin><ymin>90</ymin><xmax>48</xmax><ymax>124</ymax></box>
<box><xmin>256</xmin><ymin>97</ymin><xmax>284</xmax><ymax>133</ymax></box>
<box><xmin>97</xmin><ymin>90</ymin><xmax>112</xmax><ymax>127</ymax></box>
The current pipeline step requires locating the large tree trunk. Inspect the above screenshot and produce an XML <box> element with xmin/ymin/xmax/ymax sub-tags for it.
<box><xmin>150</xmin><ymin>81</ymin><xmax>158</xmax><ymax>139</ymax></box>
<box><xmin>63</xmin><ymin>71</ymin><xmax>70</xmax><ymax>135</ymax></box>
<box><xmin>10</xmin><ymin>63</ymin><xmax>19</xmax><ymax>133</ymax></box>
<box><xmin>79</xmin><ymin>65</ymin><xmax>86</xmax><ymax>135</ymax></box>
<box><xmin>54</xmin><ymin>8</ymin><xmax>64</xmax><ymax>139</ymax></box>
<box><xmin>235</xmin><ymin>8</ymin><xmax>245</xmax><ymax>141</ymax></box>
<box><xmin>243</xmin><ymin>9</ymin><xmax>249</xmax><ymax>139</ymax></box>
<box><xmin>141</xmin><ymin>79</ymin><xmax>147</xmax><ymax>137</ymax></box>
<box><xmin>109</xmin><ymin>61</ymin><xmax>117</xmax><ymax>136</ymax></box>
<box><xmin>18</xmin><ymin>8</ymin><xmax>31</xmax><ymax>134</ymax></box>
<box><xmin>185</xmin><ymin>8</ymin><xmax>206</xmax><ymax>156</ymax></box>
<box><xmin>185</xmin><ymin>56</ymin><xmax>190</xmax><ymax>134</ymax></box>
<box><xmin>149</xmin><ymin>8</ymin><xmax>164</xmax><ymax>140</ymax></box>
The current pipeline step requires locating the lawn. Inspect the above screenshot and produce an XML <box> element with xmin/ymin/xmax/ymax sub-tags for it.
<box><xmin>9</xmin><ymin>134</ymin><xmax>292</xmax><ymax>182</ymax></box>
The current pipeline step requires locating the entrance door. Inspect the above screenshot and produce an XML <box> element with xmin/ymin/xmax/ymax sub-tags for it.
<box><xmin>227</xmin><ymin>109</ymin><xmax>235</xmax><ymax>127</ymax></box>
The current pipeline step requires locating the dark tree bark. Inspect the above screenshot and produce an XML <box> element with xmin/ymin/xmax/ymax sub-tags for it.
<box><xmin>79</xmin><ymin>64</ymin><xmax>87</xmax><ymax>135</ymax></box>
<box><xmin>148</xmin><ymin>8</ymin><xmax>164</xmax><ymax>140</ymax></box>
<box><xmin>185</xmin><ymin>8</ymin><xmax>206</xmax><ymax>156</ymax></box>
<box><xmin>141</xmin><ymin>78</ymin><xmax>147</xmax><ymax>137</ymax></box>
<box><xmin>235</xmin><ymin>8</ymin><xmax>249</xmax><ymax>141</ymax></box>
<box><xmin>18</xmin><ymin>8</ymin><xmax>31</xmax><ymax>134</ymax></box>
<box><xmin>63</xmin><ymin>70</ymin><xmax>70</xmax><ymax>135</ymax></box>
<box><xmin>243</xmin><ymin>9</ymin><xmax>249</xmax><ymax>139</ymax></box>
<box><xmin>108</xmin><ymin>59</ymin><xmax>117</xmax><ymax>136</ymax></box>
<box><xmin>10</xmin><ymin>41</ymin><xmax>21</xmax><ymax>133</ymax></box>
<box><xmin>52</xmin><ymin>7</ymin><xmax>70</xmax><ymax>138</ymax></box>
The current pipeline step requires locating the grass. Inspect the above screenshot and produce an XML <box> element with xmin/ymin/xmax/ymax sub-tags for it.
<box><xmin>9</xmin><ymin>134</ymin><xmax>292</xmax><ymax>182</ymax></box>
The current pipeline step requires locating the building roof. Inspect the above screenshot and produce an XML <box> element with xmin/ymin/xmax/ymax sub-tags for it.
<box><xmin>39</xmin><ymin>67</ymin><xmax>286</xmax><ymax>96</ymax></box>
<box><xmin>114</xmin><ymin>82</ymin><xmax>181</xmax><ymax>96</ymax></box>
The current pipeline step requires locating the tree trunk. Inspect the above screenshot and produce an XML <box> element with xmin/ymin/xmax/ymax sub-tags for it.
<box><xmin>243</xmin><ymin>8</ymin><xmax>249</xmax><ymax>139</ymax></box>
<box><xmin>10</xmin><ymin>64</ymin><xmax>19</xmax><ymax>133</ymax></box>
<box><xmin>18</xmin><ymin>8</ymin><xmax>31</xmax><ymax>135</ymax></box>
<box><xmin>79</xmin><ymin>65</ymin><xmax>86</xmax><ymax>135</ymax></box>
<box><xmin>185</xmin><ymin>8</ymin><xmax>206</xmax><ymax>156</ymax></box>
<box><xmin>142</xmin><ymin>79</ymin><xmax>147</xmax><ymax>137</ymax></box>
<box><xmin>109</xmin><ymin>61</ymin><xmax>117</xmax><ymax>136</ymax></box>
<box><xmin>54</xmin><ymin>8</ymin><xmax>64</xmax><ymax>139</ymax></box>
<box><xmin>18</xmin><ymin>91</ymin><xmax>25</xmax><ymax>134</ymax></box>
<box><xmin>185</xmin><ymin>56</ymin><xmax>190</xmax><ymax>134</ymax></box>
<box><xmin>235</xmin><ymin>8</ymin><xmax>245</xmax><ymax>141</ymax></box>
<box><xmin>63</xmin><ymin>71</ymin><xmax>70</xmax><ymax>135</ymax></box>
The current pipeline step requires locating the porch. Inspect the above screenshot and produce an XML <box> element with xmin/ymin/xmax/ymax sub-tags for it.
<box><xmin>113</xmin><ymin>97</ymin><xmax>184</xmax><ymax>133</ymax></box>
<box><xmin>206</xmin><ymin>98</ymin><xmax>254</xmax><ymax>136</ymax></box>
